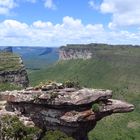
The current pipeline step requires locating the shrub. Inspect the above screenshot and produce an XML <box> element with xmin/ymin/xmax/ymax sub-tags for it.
<box><xmin>92</xmin><ymin>103</ymin><xmax>100</xmax><ymax>113</ymax></box>
<box><xmin>0</xmin><ymin>115</ymin><xmax>40</xmax><ymax>140</ymax></box>
<box><xmin>64</xmin><ymin>80</ymin><xmax>80</xmax><ymax>88</ymax></box>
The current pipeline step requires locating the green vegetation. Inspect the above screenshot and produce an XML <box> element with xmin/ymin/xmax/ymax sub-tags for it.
<box><xmin>42</xmin><ymin>130</ymin><xmax>74</xmax><ymax>140</ymax></box>
<box><xmin>63</xmin><ymin>80</ymin><xmax>80</xmax><ymax>88</ymax></box>
<box><xmin>29</xmin><ymin>46</ymin><xmax>140</xmax><ymax>89</ymax></box>
<box><xmin>0</xmin><ymin>52</ymin><xmax>22</xmax><ymax>71</ymax></box>
<box><xmin>0</xmin><ymin>115</ymin><xmax>75</xmax><ymax>140</ymax></box>
<box><xmin>0</xmin><ymin>83</ymin><xmax>22</xmax><ymax>92</ymax></box>
<box><xmin>0</xmin><ymin>115</ymin><xmax>40</xmax><ymax>140</ymax></box>
<box><xmin>0</xmin><ymin>52</ymin><xmax>26</xmax><ymax>91</ymax></box>
<box><xmin>29</xmin><ymin>46</ymin><xmax>140</xmax><ymax>140</ymax></box>
<box><xmin>92</xmin><ymin>103</ymin><xmax>100</xmax><ymax>113</ymax></box>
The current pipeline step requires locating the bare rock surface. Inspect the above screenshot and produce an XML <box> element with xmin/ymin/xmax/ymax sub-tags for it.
<box><xmin>0</xmin><ymin>82</ymin><xmax>134</xmax><ymax>140</ymax></box>
<box><xmin>59</xmin><ymin>45</ymin><xmax>93</xmax><ymax>60</ymax></box>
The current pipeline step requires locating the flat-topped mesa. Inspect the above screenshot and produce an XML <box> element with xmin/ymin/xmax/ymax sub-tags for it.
<box><xmin>0</xmin><ymin>82</ymin><xmax>134</xmax><ymax>140</ymax></box>
<box><xmin>59</xmin><ymin>43</ymin><xmax>113</xmax><ymax>60</ymax></box>
<box><xmin>59</xmin><ymin>43</ymin><xmax>140</xmax><ymax>61</ymax></box>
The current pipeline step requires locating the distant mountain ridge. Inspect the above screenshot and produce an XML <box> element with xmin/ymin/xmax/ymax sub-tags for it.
<box><xmin>13</xmin><ymin>46</ymin><xmax>59</xmax><ymax>70</ymax></box>
<box><xmin>0</xmin><ymin>47</ymin><xmax>13</xmax><ymax>53</ymax></box>
<box><xmin>39</xmin><ymin>48</ymin><xmax>53</xmax><ymax>56</ymax></box>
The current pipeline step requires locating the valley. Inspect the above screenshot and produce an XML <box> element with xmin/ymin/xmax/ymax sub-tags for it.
<box><xmin>28</xmin><ymin>44</ymin><xmax>140</xmax><ymax>140</ymax></box>
<box><xmin>0</xmin><ymin>44</ymin><xmax>140</xmax><ymax>140</ymax></box>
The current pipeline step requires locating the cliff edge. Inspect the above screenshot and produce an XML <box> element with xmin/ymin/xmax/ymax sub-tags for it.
<box><xmin>0</xmin><ymin>52</ymin><xmax>29</xmax><ymax>88</ymax></box>
<box><xmin>59</xmin><ymin>43</ymin><xmax>140</xmax><ymax>60</ymax></box>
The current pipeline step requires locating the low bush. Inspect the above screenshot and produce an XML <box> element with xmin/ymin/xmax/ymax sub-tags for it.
<box><xmin>92</xmin><ymin>103</ymin><xmax>100</xmax><ymax>113</ymax></box>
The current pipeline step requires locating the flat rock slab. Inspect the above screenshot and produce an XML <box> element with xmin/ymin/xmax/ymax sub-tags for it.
<box><xmin>0</xmin><ymin>88</ymin><xmax>112</xmax><ymax>107</ymax></box>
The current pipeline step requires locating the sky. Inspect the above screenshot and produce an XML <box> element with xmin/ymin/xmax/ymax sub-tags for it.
<box><xmin>0</xmin><ymin>0</ymin><xmax>140</xmax><ymax>46</ymax></box>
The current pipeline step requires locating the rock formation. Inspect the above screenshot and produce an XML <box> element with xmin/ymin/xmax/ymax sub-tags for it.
<box><xmin>0</xmin><ymin>52</ymin><xmax>29</xmax><ymax>88</ymax></box>
<box><xmin>0</xmin><ymin>67</ymin><xmax>29</xmax><ymax>88</ymax></box>
<box><xmin>0</xmin><ymin>82</ymin><xmax>134</xmax><ymax>140</ymax></box>
<box><xmin>59</xmin><ymin>44</ymin><xmax>93</xmax><ymax>60</ymax></box>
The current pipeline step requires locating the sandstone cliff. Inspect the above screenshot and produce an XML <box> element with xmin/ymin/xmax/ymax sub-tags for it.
<box><xmin>0</xmin><ymin>52</ymin><xmax>29</xmax><ymax>88</ymax></box>
<box><xmin>59</xmin><ymin>44</ymin><xmax>94</xmax><ymax>60</ymax></box>
<box><xmin>0</xmin><ymin>82</ymin><xmax>134</xmax><ymax>140</ymax></box>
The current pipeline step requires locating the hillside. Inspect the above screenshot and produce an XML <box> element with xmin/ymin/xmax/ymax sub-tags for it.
<box><xmin>29</xmin><ymin>45</ymin><xmax>140</xmax><ymax>140</ymax></box>
<box><xmin>30</xmin><ymin>45</ymin><xmax>140</xmax><ymax>90</ymax></box>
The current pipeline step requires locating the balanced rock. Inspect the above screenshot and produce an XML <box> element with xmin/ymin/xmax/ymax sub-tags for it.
<box><xmin>0</xmin><ymin>82</ymin><xmax>134</xmax><ymax>140</ymax></box>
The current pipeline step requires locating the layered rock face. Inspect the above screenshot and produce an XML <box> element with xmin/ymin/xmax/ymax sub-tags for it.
<box><xmin>59</xmin><ymin>45</ymin><xmax>93</xmax><ymax>60</ymax></box>
<box><xmin>0</xmin><ymin>52</ymin><xmax>29</xmax><ymax>88</ymax></box>
<box><xmin>0</xmin><ymin>68</ymin><xmax>29</xmax><ymax>88</ymax></box>
<box><xmin>0</xmin><ymin>83</ymin><xmax>134</xmax><ymax>140</ymax></box>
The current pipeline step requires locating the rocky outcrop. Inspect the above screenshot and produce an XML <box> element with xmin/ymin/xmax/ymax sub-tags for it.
<box><xmin>0</xmin><ymin>52</ymin><xmax>29</xmax><ymax>88</ymax></box>
<box><xmin>0</xmin><ymin>68</ymin><xmax>29</xmax><ymax>88</ymax></box>
<box><xmin>0</xmin><ymin>82</ymin><xmax>134</xmax><ymax>140</ymax></box>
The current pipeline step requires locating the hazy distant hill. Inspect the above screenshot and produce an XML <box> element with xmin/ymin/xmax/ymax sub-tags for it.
<box><xmin>0</xmin><ymin>46</ymin><xmax>13</xmax><ymax>53</ymax></box>
<box><xmin>12</xmin><ymin>47</ymin><xmax>59</xmax><ymax>70</ymax></box>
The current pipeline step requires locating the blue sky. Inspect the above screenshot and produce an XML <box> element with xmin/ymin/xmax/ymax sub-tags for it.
<box><xmin>0</xmin><ymin>0</ymin><xmax>140</xmax><ymax>46</ymax></box>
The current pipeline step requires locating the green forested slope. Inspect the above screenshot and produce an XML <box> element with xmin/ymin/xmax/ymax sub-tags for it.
<box><xmin>29</xmin><ymin>46</ymin><xmax>140</xmax><ymax>140</ymax></box>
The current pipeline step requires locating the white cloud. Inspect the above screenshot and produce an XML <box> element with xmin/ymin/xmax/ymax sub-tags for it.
<box><xmin>44</xmin><ymin>0</ymin><xmax>56</xmax><ymax>10</ymax></box>
<box><xmin>0</xmin><ymin>16</ymin><xmax>140</xmax><ymax>46</ymax></box>
<box><xmin>0</xmin><ymin>0</ymin><xmax>17</xmax><ymax>15</ymax></box>
<box><xmin>33</xmin><ymin>20</ymin><xmax>53</xmax><ymax>28</ymax></box>
<box><xmin>100</xmin><ymin>0</ymin><xmax>140</xmax><ymax>28</ymax></box>
<box><xmin>0</xmin><ymin>19</ymin><xmax>29</xmax><ymax>38</ymax></box>
<box><xmin>0</xmin><ymin>0</ymin><xmax>37</xmax><ymax>15</ymax></box>
<box><xmin>88</xmin><ymin>0</ymin><xmax>99</xmax><ymax>10</ymax></box>
<box><xmin>0</xmin><ymin>0</ymin><xmax>57</xmax><ymax>15</ymax></box>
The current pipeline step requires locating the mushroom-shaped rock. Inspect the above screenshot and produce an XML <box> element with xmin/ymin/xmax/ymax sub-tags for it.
<box><xmin>0</xmin><ymin>83</ymin><xmax>134</xmax><ymax>140</ymax></box>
